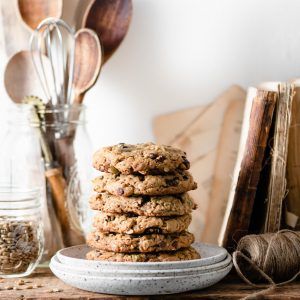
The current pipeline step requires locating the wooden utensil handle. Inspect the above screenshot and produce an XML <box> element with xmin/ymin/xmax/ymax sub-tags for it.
<box><xmin>45</xmin><ymin>168</ymin><xmax>69</xmax><ymax>231</ymax></box>
<box><xmin>45</xmin><ymin>167</ymin><xmax>86</xmax><ymax>246</ymax></box>
<box><xmin>73</xmin><ymin>92</ymin><xmax>84</xmax><ymax>105</ymax></box>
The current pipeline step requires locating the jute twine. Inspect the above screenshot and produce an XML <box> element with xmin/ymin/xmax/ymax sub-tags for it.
<box><xmin>232</xmin><ymin>230</ymin><xmax>300</xmax><ymax>299</ymax></box>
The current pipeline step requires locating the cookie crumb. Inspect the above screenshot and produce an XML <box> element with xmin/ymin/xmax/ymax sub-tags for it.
<box><xmin>16</xmin><ymin>279</ymin><xmax>25</xmax><ymax>286</ymax></box>
<box><xmin>50</xmin><ymin>288</ymin><xmax>62</xmax><ymax>293</ymax></box>
<box><xmin>26</xmin><ymin>285</ymin><xmax>33</xmax><ymax>289</ymax></box>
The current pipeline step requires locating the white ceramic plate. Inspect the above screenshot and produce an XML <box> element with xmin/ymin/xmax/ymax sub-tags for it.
<box><xmin>50</xmin><ymin>253</ymin><xmax>232</xmax><ymax>277</ymax></box>
<box><xmin>50</xmin><ymin>262</ymin><xmax>232</xmax><ymax>295</ymax></box>
<box><xmin>56</xmin><ymin>243</ymin><xmax>228</xmax><ymax>270</ymax></box>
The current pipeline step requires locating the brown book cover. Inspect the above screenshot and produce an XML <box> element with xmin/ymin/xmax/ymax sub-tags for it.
<box><xmin>219</xmin><ymin>88</ymin><xmax>277</xmax><ymax>251</ymax></box>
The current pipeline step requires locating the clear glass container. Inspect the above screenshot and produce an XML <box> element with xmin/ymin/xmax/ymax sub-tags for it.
<box><xmin>0</xmin><ymin>104</ymin><xmax>61</xmax><ymax>259</ymax></box>
<box><xmin>0</xmin><ymin>187</ymin><xmax>44</xmax><ymax>278</ymax></box>
<box><xmin>40</xmin><ymin>104</ymin><xmax>93</xmax><ymax>240</ymax></box>
<box><xmin>0</xmin><ymin>104</ymin><xmax>92</xmax><ymax>255</ymax></box>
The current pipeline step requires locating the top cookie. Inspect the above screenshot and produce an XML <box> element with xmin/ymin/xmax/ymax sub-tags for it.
<box><xmin>93</xmin><ymin>142</ymin><xmax>190</xmax><ymax>175</ymax></box>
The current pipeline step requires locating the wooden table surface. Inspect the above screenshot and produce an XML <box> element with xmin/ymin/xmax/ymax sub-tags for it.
<box><xmin>0</xmin><ymin>268</ymin><xmax>299</xmax><ymax>299</ymax></box>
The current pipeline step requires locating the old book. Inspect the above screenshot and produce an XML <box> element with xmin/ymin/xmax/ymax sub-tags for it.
<box><xmin>219</xmin><ymin>88</ymin><xmax>277</xmax><ymax>250</ymax></box>
<box><xmin>285</xmin><ymin>83</ymin><xmax>300</xmax><ymax>229</ymax></box>
<box><xmin>262</xmin><ymin>83</ymin><xmax>294</xmax><ymax>232</ymax></box>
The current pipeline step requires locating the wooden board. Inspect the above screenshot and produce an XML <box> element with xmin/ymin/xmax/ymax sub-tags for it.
<box><xmin>153</xmin><ymin>105</ymin><xmax>208</xmax><ymax>145</ymax></box>
<box><xmin>153</xmin><ymin>85</ymin><xmax>246</xmax><ymax>241</ymax></box>
<box><xmin>219</xmin><ymin>88</ymin><xmax>277</xmax><ymax>250</ymax></box>
<box><xmin>201</xmin><ymin>97</ymin><xmax>245</xmax><ymax>243</ymax></box>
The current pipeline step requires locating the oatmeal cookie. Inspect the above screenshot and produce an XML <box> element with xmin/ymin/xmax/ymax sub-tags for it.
<box><xmin>92</xmin><ymin>171</ymin><xmax>197</xmax><ymax>196</ymax></box>
<box><xmin>86</xmin><ymin>231</ymin><xmax>195</xmax><ymax>253</ymax></box>
<box><xmin>86</xmin><ymin>247</ymin><xmax>200</xmax><ymax>262</ymax></box>
<box><xmin>93</xmin><ymin>212</ymin><xmax>192</xmax><ymax>234</ymax></box>
<box><xmin>89</xmin><ymin>193</ymin><xmax>196</xmax><ymax>216</ymax></box>
<box><xmin>93</xmin><ymin>142</ymin><xmax>190</xmax><ymax>175</ymax></box>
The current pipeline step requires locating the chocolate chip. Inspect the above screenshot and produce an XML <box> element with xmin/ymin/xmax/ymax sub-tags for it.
<box><xmin>144</xmin><ymin>227</ymin><xmax>162</xmax><ymax>234</ymax></box>
<box><xmin>182</xmin><ymin>156</ymin><xmax>190</xmax><ymax>168</ymax></box>
<box><xmin>140</xmin><ymin>196</ymin><xmax>150</xmax><ymax>206</ymax></box>
<box><xmin>172</xmin><ymin>241</ymin><xmax>178</xmax><ymax>248</ymax></box>
<box><xmin>159</xmin><ymin>241</ymin><xmax>166</xmax><ymax>248</ymax></box>
<box><xmin>148</xmin><ymin>153</ymin><xmax>158</xmax><ymax>159</ymax></box>
<box><xmin>126</xmin><ymin>213</ymin><xmax>138</xmax><ymax>218</ymax></box>
<box><xmin>116</xmin><ymin>188</ymin><xmax>124</xmax><ymax>195</ymax></box>
<box><xmin>118</xmin><ymin>143</ymin><xmax>130</xmax><ymax>151</ymax></box>
<box><xmin>165</xmin><ymin>177</ymin><xmax>179</xmax><ymax>186</ymax></box>
<box><xmin>182</xmin><ymin>175</ymin><xmax>189</xmax><ymax>180</ymax></box>
<box><xmin>156</xmin><ymin>155</ymin><xmax>166</xmax><ymax>162</ymax></box>
<box><xmin>138</xmin><ymin>175</ymin><xmax>145</xmax><ymax>181</ymax></box>
<box><xmin>105</xmin><ymin>215</ymin><xmax>116</xmax><ymax>222</ymax></box>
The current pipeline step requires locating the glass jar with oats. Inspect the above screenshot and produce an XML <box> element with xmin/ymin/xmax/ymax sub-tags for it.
<box><xmin>0</xmin><ymin>188</ymin><xmax>44</xmax><ymax>278</ymax></box>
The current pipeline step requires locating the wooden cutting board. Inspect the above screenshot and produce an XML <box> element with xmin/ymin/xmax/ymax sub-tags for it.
<box><xmin>153</xmin><ymin>85</ymin><xmax>246</xmax><ymax>241</ymax></box>
<box><xmin>201</xmin><ymin>97</ymin><xmax>245</xmax><ymax>243</ymax></box>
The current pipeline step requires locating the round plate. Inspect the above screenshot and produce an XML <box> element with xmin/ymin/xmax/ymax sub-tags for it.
<box><xmin>56</xmin><ymin>242</ymin><xmax>228</xmax><ymax>270</ymax></box>
<box><xmin>50</xmin><ymin>253</ymin><xmax>232</xmax><ymax>277</ymax></box>
<box><xmin>50</xmin><ymin>262</ymin><xmax>232</xmax><ymax>295</ymax></box>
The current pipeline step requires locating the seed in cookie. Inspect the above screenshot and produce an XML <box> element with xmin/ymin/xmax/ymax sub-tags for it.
<box><xmin>89</xmin><ymin>193</ymin><xmax>197</xmax><ymax>216</ymax></box>
<box><xmin>92</xmin><ymin>142</ymin><xmax>190</xmax><ymax>175</ymax></box>
<box><xmin>92</xmin><ymin>212</ymin><xmax>192</xmax><ymax>234</ymax></box>
<box><xmin>86</xmin><ymin>247</ymin><xmax>200</xmax><ymax>262</ymax></box>
<box><xmin>92</xmin><ymin>171</ymin><xmax>197</xmax><ymax>196</ymax></box>
<box><xmin>86</xmin><ymin>231</ymin><xmax>195</xmax><ymax>253</ymax></box>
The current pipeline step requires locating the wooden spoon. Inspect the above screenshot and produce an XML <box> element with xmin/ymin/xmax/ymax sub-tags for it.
<box><xmin>4</xmin><ymin>50</ymin><xmax>51</xmax><ymax>103</ymax></box>
<box><xmin>73</xmin><ymin>28</ymin><xmax>102</xmax><ymax>104</ymax></box>
<box><xmin>82</xmin><ymin>0</ymin><xmax>132</xmax><ymax>63</ymax></box>
<box><xmin>17</xmin><ymin>0</ymin><xmax>63</xmax><ymax>31</ymax></box>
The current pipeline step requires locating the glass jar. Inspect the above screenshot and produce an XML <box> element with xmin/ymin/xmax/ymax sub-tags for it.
<box><xmin>0</xmin><ymin>105</ymin><xmax>60</xmax><ymax>260</ymax></box>
<box><xmin>0</xmin><ymin>187</ymin><xmax>43</xmax><ymax>278</ymax></box>
<box><xmin>41</xmin><ymin>104</ymin><xmax>93</xmax><ymax>241</ymax></box>
<box><xmin>0</xmin><ymin>104</ymin><xmax>93</xmax><ymax>256</ymax></box>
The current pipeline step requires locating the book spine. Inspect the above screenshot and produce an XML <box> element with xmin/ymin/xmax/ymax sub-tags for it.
<box><xmin>222</xmin><ymin>90</ymin><xmax>277</xmax><ymax>250</ymax></box>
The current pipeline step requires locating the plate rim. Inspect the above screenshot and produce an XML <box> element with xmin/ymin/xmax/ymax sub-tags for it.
<box><xmin>51</xmin><ymin>253</ymin><xmax>232</xmax><ymax>275</ymax></box>
<box><xmin>50</xmin><ymin>261</ymin><xmax>233</xmax><ymax>281</ymax></box>
<box><xmin>56</xmin><ymin>242</ymin><xmax>228</xmax><ymax>267</ymax></box>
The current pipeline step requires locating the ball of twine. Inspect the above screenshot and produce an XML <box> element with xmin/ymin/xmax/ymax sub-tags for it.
<box><xmin>233</xmin><ymin>230</ymin><xmax>300</xmax><ymax>287</ymax></box>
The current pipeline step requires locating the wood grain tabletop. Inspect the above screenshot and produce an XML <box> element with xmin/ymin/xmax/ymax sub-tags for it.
<box><xmin>0</xmin><ymin>268</ymin><xmax>299</xmax><ymax>299</ymax></box>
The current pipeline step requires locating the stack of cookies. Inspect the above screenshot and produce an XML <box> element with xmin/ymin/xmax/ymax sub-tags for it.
<box><xmin>86</xmin><ymin>143</ymin><xmax>200</xmax><ymax>262</ymax></box>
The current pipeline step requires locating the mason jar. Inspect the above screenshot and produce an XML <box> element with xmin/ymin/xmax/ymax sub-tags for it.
<box><xmin>0</xmin><ymin>103</ymin><xmax>92</xmax><ymax>256</ymax></box>
<box><xmin>42</xmin><ymin>104</ymin><xmax>93</xmax><ymax>241</ymax></box>
<box><xmin>0</xmin><ymin>187</ymin><xmax>44</xmax><ymax>278</ymax></box>
<box><xmin>0</xmin><ymin>104</ymin><xmax>62</xmax><ymax>260</ymax></box>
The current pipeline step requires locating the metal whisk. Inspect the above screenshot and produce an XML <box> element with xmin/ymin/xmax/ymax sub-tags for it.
<box><xmin>29</xmin><ymin>18</ymin><xmax>75</xmax><ymax>106</ymax></box>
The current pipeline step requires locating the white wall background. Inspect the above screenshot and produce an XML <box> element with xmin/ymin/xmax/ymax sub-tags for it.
<box><xmin>1</xmin><ymin>0</ymin><xmax>300</xmax><ymax>150</ymax></box>
<box><xmin>85</xmin><ymin>0</ymin><xmax>300</xmax><ymax>150</ymax></box>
